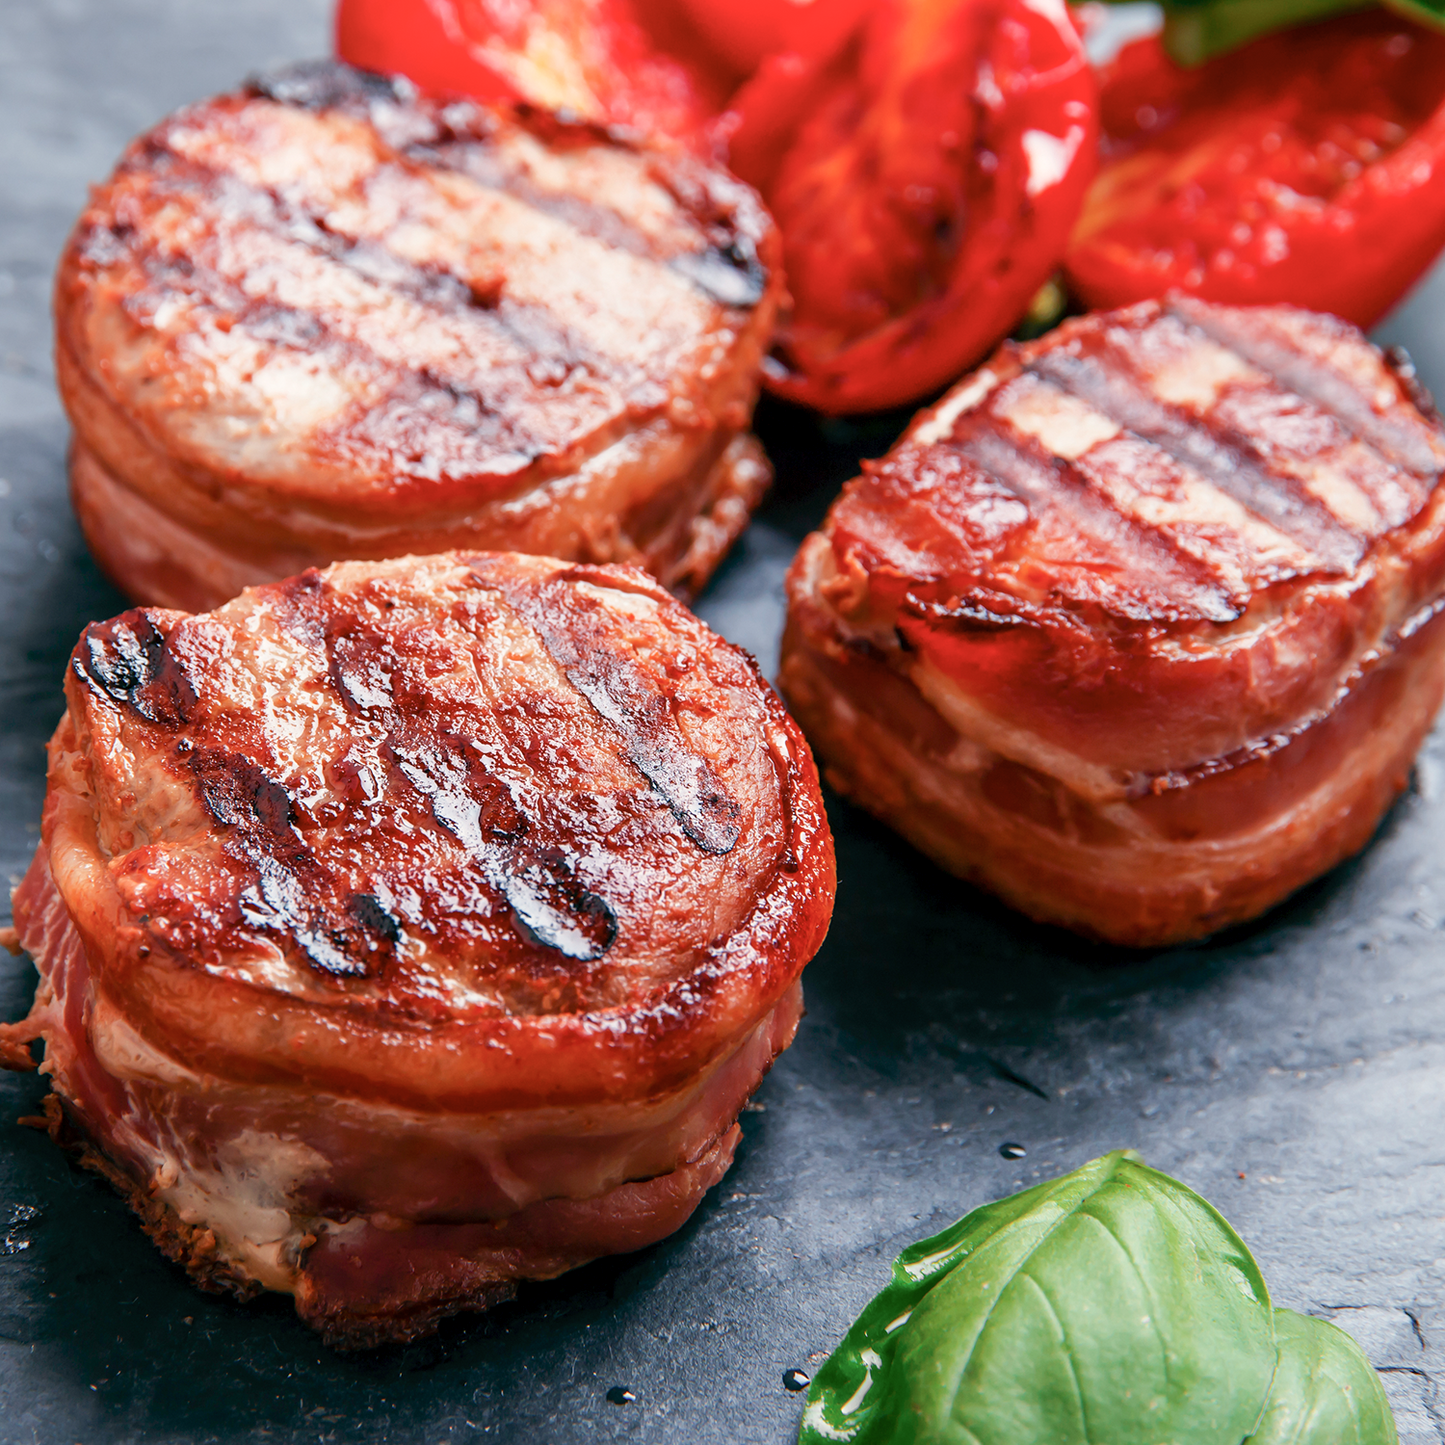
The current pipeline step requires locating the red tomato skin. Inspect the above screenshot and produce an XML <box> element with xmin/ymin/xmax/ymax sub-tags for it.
<box><xmin>672</xmin><ymin>0</ymin><xmax>874</xmax><ymax>75</ymax></box>
<box><xmin>725</xmin><ymin>0</ymin><xmax>1099</xmax><ymax>414</ymax></box>
<box><xmin>336</xmin><ymin>0</ymin><xmax>728</xmax><ymax>138</ymax></box>
<box><xmin>1066</xmin><ymin>13</ymin><xmax>1445</xmax><ymax>328</ymax></box>
<box><xmin>336</xmin><ymin>0</ymin><xmax>519</xmax><ymax>104</ymax></box>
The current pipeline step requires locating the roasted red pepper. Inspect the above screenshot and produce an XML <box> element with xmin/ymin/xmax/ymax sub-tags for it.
<box><xmin>670</xmin><ymin>0</ymin><xmax>874</xmax><ymax>75</ymax></box>
<box><xmin>1065</xmin><ymin>8</ymin><xmax>1445</xmax><ymax>327</ymax></box>
<box><xmin>722</xmin><ymin>0</ymin><xmax>1097</xmax><ymax>414</ymax></box>
<box><xmin>335</xmin><ymin>0</ymin><xmax>732</xmax><ymax>137</ymax></box>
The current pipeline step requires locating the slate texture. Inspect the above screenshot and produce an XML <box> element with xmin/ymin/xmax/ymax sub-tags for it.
<box><xmin>2</xmin><ymin>3</ymin><xmax>1444</xmax><ymax>1442</ymax></box>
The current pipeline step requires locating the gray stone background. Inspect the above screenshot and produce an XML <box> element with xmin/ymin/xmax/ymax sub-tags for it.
<box><xmin>2</xmin><ymin>2</ymin><xmax>1445</xmax><ymax>1441</ymax></box>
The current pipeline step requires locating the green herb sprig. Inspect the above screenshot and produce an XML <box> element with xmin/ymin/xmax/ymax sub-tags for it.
<box><xmin>800</xmin><ymin>1151</ymin><xmax>1395</xmax><ymax>1445</ymax></box>
<box><xmin>1104</xmin><ymin>0</ymin><xmax>1445</xmax><ymax>65</ymax></box>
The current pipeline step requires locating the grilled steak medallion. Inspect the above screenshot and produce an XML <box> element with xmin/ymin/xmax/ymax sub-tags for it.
<box><xmin>782</xmin><ymin>299</ymin><xmax>1445</xmax><ymax>946</ymax></box>
<box><xmin>0</xmin><ymin>552</ymin><xmax>834</xmax><ymax>1345</ymax></box>
<box><xmin>55</xmin><ymin>62</ymin><xmax>781</xmax><ymax>611</ymax></box>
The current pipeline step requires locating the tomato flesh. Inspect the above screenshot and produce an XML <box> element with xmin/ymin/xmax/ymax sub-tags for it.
<box><xmin>725</xmin><ymin>0</ymin><xmax>1098</xmax><ymax>414</ymax></box>
<box><xmin>1065</xmin><ymin>10</ymin><xmax>1445</xmax><ymax>327</ymax></box>
<box><xmin>336</xmin><ymin>0</ymin><xmax>731</xmax><ymax>136</ymax></box>
<box><xmin>336</xmin><ymin>0</ymin><xmax>518</xmax><ymax>106</ymax></box>
<box><xmin>670</xmin><ymin>0</ymin><xmax>874</xmax><ymax>74</ymax></box>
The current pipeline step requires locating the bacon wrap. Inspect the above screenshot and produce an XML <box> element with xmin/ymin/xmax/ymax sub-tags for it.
<box><xmin>781</xmin><ymin>299</ymin><xmax>1445</xmax><ymax>946</ymax></box>
<box><xmin>54</xmin><ymin>62</ymin><xmax>782</xmax><ymax>611</ymax></box>
<box><xmin>2</xmin><ymin>552</ymin><xmax>834</xmax><ymax>1345</ymax></box>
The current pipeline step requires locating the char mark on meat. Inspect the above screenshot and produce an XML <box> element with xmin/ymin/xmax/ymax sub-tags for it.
<box><xmin>478</xmin><ymin>566</ymin><xmax>742</xmax><ymax>855</ymax></box>
<box><xmin>110</xmin><ymin>160</ymin><xmax>551</xmax><ymax>439</ymax></box>
<box><xmin>669</xmin><ymin>240</ymin><xmax>767</xmax><ymax>309</ymax></box>
<box><xmin>393</xmin><ymin>745</ymin><xmax>617</xmax><ymax>963</ymax></box>
<box><xmin>1169</xmin><ymin>298</ymin><xmax>1444</xmax><ymax>479</ymax></box>
<box><xmin>349</xmin><ymin>893</ymin><xmax>401</xmax><ymax>944</ymax></box>
<box><xmin>248</xmin><ymin>60</ymin><xmax>767</xmax><ymax>314</ymax></box>
<box><xmin>320</xmin><ymin>602</ymin><xmax>619</xmax><ymax>963</ymax></box>
<box><xmin>75</xmin><ymin>613</ymin><xmax>196</xmax><ymax>725</ymax></box>
<box><xmin>1023</xmin><ymin>346</ymin><xmax>1367</xmax><ymax>573</ymax></box>
<box><xmin>185</xmin><ymin>747</ymin><xmax>400</xmax><ymax>979</ymax></box>
<box><xmin>192</xmin><ymin>750</ymin><xmax>297</xmax><ymax>836</ymax></box>
<box><xmin>956</xmin><ymin>427</ymin><xmax>1242</xmax><ymax>625</ymax></box>
<box><xmin>248</xmin><ymin>59</ymin><xmax>404</xmax><ymax>116</ymax></box>
<box><xmin>503</xmin><ymin>858</ymin><xmax>617</xmax><ymax>961</ymax></box>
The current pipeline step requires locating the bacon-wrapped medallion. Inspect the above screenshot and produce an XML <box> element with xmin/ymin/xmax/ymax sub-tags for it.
<box><xmin>0</xmin><ymin>552</ymin><xmax>833</xmax><ymax>1345</ymax></box>
<box><xmin>55</xmin><ymin>62</ymin><xmax>780</xmax><ymax>613</ymax></box>
<box><xmin>782</xmin><ymin>299</ymin><xmax>1445</xmax><ymax>946</ymax></box>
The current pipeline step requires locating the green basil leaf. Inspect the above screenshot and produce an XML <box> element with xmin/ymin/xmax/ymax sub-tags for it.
<box><xmin>800</xmin><ymin>1151</ymin><xmax>1276</xmax><ymax>1445</ymax></box>
<box><xmin>1094</xmin><ymin>0</ymin><xmax>1445</xmax><ymax>64</ymax></box>
<box><xmin>1245</xmin><ymin>1310</ymin><xmax>1398</xmax><ymax>1445</ymax></box>
<box><xmin>1381</xmin><ymin>0</ymin><xmax>1445</xmax><ymax>31</ymax></box>
<box><xmin>1159</xmin><ymin>0</ymin><xmax>1372</xmax><ymax>65</ymax></box>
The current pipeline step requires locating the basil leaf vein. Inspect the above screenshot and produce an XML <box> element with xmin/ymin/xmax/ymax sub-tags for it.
<box><xmin>1245</xmin><ymin>1309</ymin><xmax>1398</xmax><ymax>1445</ymax></box>
<box><xmin>801</xmin><ymin>1150</ymin><xmax>1277</xmax><ymax>1445</ymax></box>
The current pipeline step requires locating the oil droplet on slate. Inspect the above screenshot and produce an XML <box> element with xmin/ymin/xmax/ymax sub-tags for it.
<box><xmin>783</xmin><ymin>1369</ymin><xmax>811</xmax><ymax>1392</ymax></box>
<box><xmin>606</xmin><ymin>1386</ymin><xmax>636</xmax><ymax>1406</ymax></box>
<box><xmin>1</xmin><ymin>1203</ymin><xmax>39</xmax><ymax>1255</ymax></box>
<box><xmin>999</xmin><ymin>1142</ymin><xmax>1027</xmax><ymax>1159</ymax></box>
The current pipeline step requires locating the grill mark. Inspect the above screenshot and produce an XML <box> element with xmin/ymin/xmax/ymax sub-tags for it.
<box><xmin>1207</xmin><ymin>384</ymin><xmax>1416</xmax><ymax>533</ymax></box>
<box><xmin>350</xmin><ymin>892</ymin><xmax>401</xmax><ymax>944</ymax></box>
<box><xmin>327</xmin><ymin>626</ymin><xmax>395</xmax><ymax>712</ymax></box>
<box><xmin>477</xmin><ymin>566</ymin><xmax>742</xmax><ymax>855</ymax></box>
<box><xmin>124</xmin><ymin>148</ymin><xmax>506</xmax><ymax>321</ymax></box>
<box><xmin>114</xmin><ymin>237</ymin><xmax>603</xmax><ymax>485</ymax></box>
<box><xmin>325</xmin><ymin>615</ymin><xmax>618</xmax><ymax>962</ymax></box>
<box><xmin>1168</xmin><ymin>298</ymin><xmax>1445</xmax><ymax>481</ymax></box>
<box><xmin>250</xmin><ymin>61</ymin><xmax>766</xmax><ymax>310</ymax></box>
<box><xmin>114</xmin><ymin>153</ymin><xmax>610</xmax><ymax>448</ymax></box>
<box><xmin>665</xmin><ymin>238</ymin><xmax>767</xmax><ymax>309</ymax></box>
<box><xmin>251</xmin><ymin>58</ymin><xmax>401</xmax><ymax>114</ymax></box>
<box><xmin>994</xmin><ymin>372</ymin><xmax>1328</xmax><ymax>594</ymax></box>
<box><xmin>1025</xmin><ymin>346</ymin><xmax>1365</xmax><ymax>574</ymax></box>
<box><xmin>956</xmin><ymin>423</ymin><xmax>1241</xmax><ymax>624</ymax></box>
<box><xmin>185</xmin><ymin>745</ymin><xmax>400</xmax><ymax>979</ymax></box>
<box><xmin>196</xmin><ymin>752</ymin><xmax>296</xmax><ymax>834</ymax></box>
<box><xmin>77</xmin><ymin>597</ymin><xmax>400</xmax><ymax>981</ymax></box>
<box><xmin>1073</xmin><ymin>435</ymin><xmax>1316</xmax><ymax>597</ymax></box>
<box><xmin>74</xmin><ymin>613</ymin><xmax>197</xmax><ymax>726</ymax></box>
<box><xmin>393</xmin><ymin>750</ymin><xmax>617</xmax><ymax>963</ymax></box>
<box><xmin>415</xmin><ymin>137</ymin><xmax>768</xmax><ymax>309</ymax></box>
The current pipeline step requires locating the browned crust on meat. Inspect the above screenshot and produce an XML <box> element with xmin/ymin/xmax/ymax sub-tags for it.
<box><xmin>783</xmin><ymin>580</ymin><xmax>1445</xmax><ymax>944</ymax></box>
<box><xmin>4</xmin><ymin>539</ymin><xmax>832</xmax><ymax>1342</ymax></box>
<box><xmin>0</xmin><ymin>1027</ymin><xmax>36</xmax><ymax>1072</ymax></box>
<box><xmin>298</xmin><ymin>1273</ymin><xmax>519</xmax><ymax>1351</ymax></box>
<box><xmin>35</xmin><ymin>1088</ymin><xmax>520</xmax><ymax>1346</ymax></box>
<box><xmin>5</xmin><ymin>829</ymin><xmax>802</xmax><ymax>1343</ymax></box>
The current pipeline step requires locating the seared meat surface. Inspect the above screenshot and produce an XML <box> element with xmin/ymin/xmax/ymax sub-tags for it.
<box><xmin>782</xmin><ymin>299</ymin><xmax>1445</xmax><ymax>945</ymax></box>
<box><xmin>56</xmin><ymin>62</ymin><xmax>781</xmax><ymax>611</ymax></box>
<box><xmin>1</xmin><ymin>552</ymin><xmax>834</xmax><ymax>1344</ymax></box>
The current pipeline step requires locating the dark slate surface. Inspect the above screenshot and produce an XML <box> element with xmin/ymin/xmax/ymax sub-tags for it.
<box><xmin>3</xmin><ymin>3</ymin><xmax>1445</xmax><ymax>1441</ymax></box>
